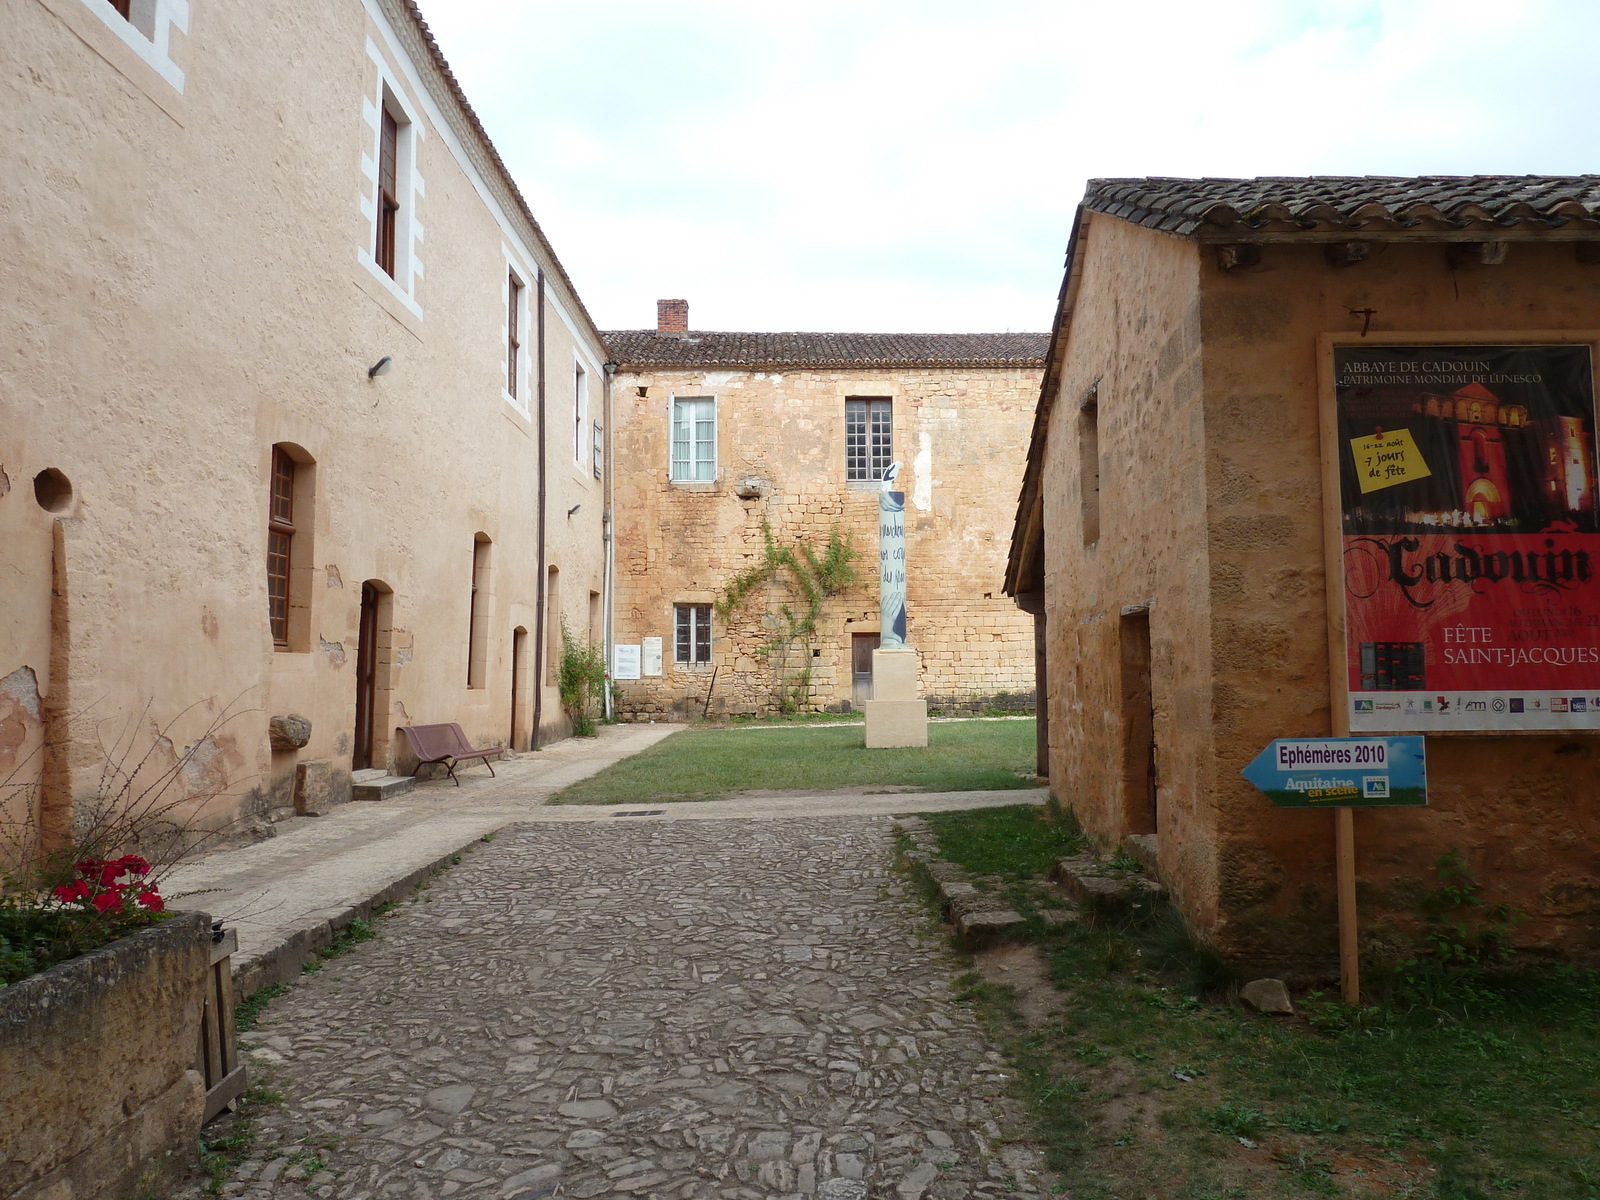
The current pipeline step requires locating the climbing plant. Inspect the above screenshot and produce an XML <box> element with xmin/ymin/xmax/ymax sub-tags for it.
<box><xmin>717</xmin><ymin>521</ymin><xmax>860</xmax><ymax>713</ymax></box>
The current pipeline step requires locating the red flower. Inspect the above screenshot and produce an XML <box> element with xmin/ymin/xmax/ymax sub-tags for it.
<box><xmin>136</xmin><ymin>890</ymin><xmax>165</xmax><ymax>912</ymax></box>
<box><xmin>118</xmin><ymin>855</ymin><xmax>152</xmax><ymax>876</ymax></box>
<box><xmin>99</xmin><ymin>862</ymin><xmax>125</xmax><ymax>886</ymax></box>
<box><xmin>54</xmin><ymin>880</ymin><xmax>89</xmax><ymax>903</ymax></box>
<box><xmin>75</xmin><ymin>859</ymin><xmax>102</xmax><ymax>877</ymax></box>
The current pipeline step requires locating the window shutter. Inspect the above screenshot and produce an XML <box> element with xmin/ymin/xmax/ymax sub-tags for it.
<box><xmin>376</xmin><ymin>107</ymin><xmax>399</xmax><ymax>277</ymax></box>
<box><xmin>507</xmin><ymin>275</ymin><xmax>519</xmax><ymax>399</ymax></box>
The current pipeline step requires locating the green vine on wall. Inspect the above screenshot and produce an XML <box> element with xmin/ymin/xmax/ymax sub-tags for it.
<box><xmin>716</xmin><ymin>520</ymin><xmax>860</xmax><ymax>713</ymax></box>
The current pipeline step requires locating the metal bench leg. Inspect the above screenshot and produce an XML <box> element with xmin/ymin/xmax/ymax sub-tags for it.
<box><xmin>447</xmin><ymin>760</ymin><xmax>460</xmax><ymax>786</ymax></box>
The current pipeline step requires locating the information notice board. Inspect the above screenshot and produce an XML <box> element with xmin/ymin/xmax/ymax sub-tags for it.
<box><xmin>1334</xmin><ymin>343</ymin><xmax>1600</xmax><ymax>731</ymax></box>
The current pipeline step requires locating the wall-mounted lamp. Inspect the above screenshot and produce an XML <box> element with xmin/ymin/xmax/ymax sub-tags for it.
<box><xmin>367</xmin><ymin>355</ymin><xmax>394</xmax><ymax>379</ymax></box>
<box><xmin>567</xmin><ymin>504</ymin><xmax>582</xmax><ymax>517</ymax></box>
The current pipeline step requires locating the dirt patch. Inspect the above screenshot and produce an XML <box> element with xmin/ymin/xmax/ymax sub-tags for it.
<box><xmin>973</xmin><ymin>942</ymin><xmax>1062</xmax><ymax>1025</ymax></box>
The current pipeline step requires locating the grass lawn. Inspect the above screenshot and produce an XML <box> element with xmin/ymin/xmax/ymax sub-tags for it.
<box><xmin>915</xmin><ymin>805</ymin><xmax>1600</xmax><ymax>1199</ymax></box>
<box><xmin>550</xmin><ymin>718</ymin><xmax>1039</xmax><ymax>804</ymax></box>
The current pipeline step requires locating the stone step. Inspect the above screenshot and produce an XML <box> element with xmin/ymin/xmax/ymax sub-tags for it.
<box><xmin>956</xmin><ymin>908</ymin><xmax>1026</xmax><ymax>939</ymax></box>
<box><xmin>1053</xmin><ymin>854</ymin><xmax>1166</xmax><ymax>918</ymax></box>
<box><xmin>350</xmin><ymin>774</ymin><xmax>415</xmax><ymax>802</ymax></box>
<box><xmin>350</xmin><ymin>768</ymin><xmax>389</xmax><ymax>784</ymax></box>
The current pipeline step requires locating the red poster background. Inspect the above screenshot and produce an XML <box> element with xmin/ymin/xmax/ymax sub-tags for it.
<box><xmin>1343</xmin><ymin>531</ymin><xmax>1600</xmax><ymax>691</ymax></box>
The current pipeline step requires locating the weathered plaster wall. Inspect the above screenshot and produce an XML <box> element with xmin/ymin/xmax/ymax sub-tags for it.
<box><xmin>1201</xmin><ymin>238</ymin><xmax>1600</xmax><ymax>970</ymax></box>
<box><xmin>0</xmin><ymin>0</ymin><xmax>607</xmax><ymax>838</ymax></box>
<box><xmin>610</xmin><ymin>365</ymin><xmax>1039</xmax><ymax>718</ymax></box>
<box><xmin>1036</xmin><ymin>218</ymin><xmax>1215</xmax><ymax>926</ymax></box>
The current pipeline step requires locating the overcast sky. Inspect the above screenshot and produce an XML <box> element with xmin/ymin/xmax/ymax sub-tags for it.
<box><xmin>419</xmin><ymin>0</ymin><xmax>1600</xmax><ymax>334</ymax></box>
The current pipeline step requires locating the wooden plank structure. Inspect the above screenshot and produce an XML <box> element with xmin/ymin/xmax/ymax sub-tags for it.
<box><xmin>196</xmin><ymin>926</ymin><xmax>249</xmax><ymax>1122</ymax></box>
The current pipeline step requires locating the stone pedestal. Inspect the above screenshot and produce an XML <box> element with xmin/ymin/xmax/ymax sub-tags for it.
<box><xmin>863</xmin><ymin>647</ymin><xmax>928</xmax><ymax>748</ymax></box>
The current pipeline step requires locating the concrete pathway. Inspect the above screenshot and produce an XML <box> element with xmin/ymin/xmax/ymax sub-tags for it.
<box><xmin>200</xmin><ymin>816</ymin><xmax>1046</xmax><ymax>1200</ymax></box>
<box><xmin>164</xmin><ymin>725</ymin><xmax>1047</xmax><ymax>995</ymax></box>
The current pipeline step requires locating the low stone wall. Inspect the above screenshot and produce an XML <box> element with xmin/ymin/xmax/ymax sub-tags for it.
<box><xmin>0</xmin><ymin>911</ymin><xmax>211</xmax><ymax>1200</ymax></box>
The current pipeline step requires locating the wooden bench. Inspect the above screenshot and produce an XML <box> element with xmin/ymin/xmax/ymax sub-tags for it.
<box><xmin>399</xmin><ymin>722</ymin><xmax>503</xmax><ymax>786</ymax></box>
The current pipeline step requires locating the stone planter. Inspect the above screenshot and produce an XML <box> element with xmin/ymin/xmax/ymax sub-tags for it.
<box><xmin>0</xmin><ymin>910</ymin><xmax>212</xmax><ymax>1200</ymax></box>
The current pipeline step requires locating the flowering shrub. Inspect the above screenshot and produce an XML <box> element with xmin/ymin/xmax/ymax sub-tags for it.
<box><xmin>0</xmin><ymin>697</ymin><xmax>257</xmax><ymax>988</ymax></box>
<box><xmin>53</xmin><ymin>855</ymin><xmax>166</xmax><ymax>916</ymax></box>
<box><xmin>0</xmin><ymin>856</ymin><xmax>171</xmax><ymax>988</ymax></box>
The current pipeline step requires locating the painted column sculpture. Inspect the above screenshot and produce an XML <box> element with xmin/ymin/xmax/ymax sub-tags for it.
<box><xmin>864</xmin><ymin>463</ymin><xmax>928</xmax><ymax>747</ymax></box>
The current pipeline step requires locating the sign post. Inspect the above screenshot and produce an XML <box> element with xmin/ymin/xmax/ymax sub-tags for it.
<box><xmin>1241</xmin><ymin>735</ymin><xmax>1427</xmax><ymax>1003</ymax></box>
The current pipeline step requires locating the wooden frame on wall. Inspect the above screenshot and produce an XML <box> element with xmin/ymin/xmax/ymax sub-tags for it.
<box><xmin>1316</xmin><ymin>329</ymin><xmax>1600</xmax><ymax>738</ymax></box>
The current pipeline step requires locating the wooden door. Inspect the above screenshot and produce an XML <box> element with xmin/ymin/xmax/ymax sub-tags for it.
<box><xmin>851</xmin><ymin>633</ymin><xmax>879</xmax><ymax>706</ymax></box>
<box><xmin>353</xmin><ymin>582</ymin><xmax>379</xmax><ymax>771</ymax></box>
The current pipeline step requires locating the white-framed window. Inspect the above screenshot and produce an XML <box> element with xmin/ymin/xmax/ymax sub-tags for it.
<box><xmin>359</xmin><ymin>47</ymin><xmax>425</xmax><ymax>317</ymax></box>
<box><xmin>574</xmin><ymin>364</ymin><xmax>588</xmax><ymax>467</ymax></box>
<box><xmin>670</xmin><ymin>397</ymin><xmax>717</xmax><ymax>481</ymax></box>
<box><xmin>846</xmin><ymin>397</ymin><xmax>893</xmax><ymax>481</ymax></box>
<box><xmin>674</xmin><ymin>604</ymin><xmax>712</xmax><ymax>665</ymax></box>
<box><xmin>79</xmin><ymin>0</ymin><xmax>190</xmax><ymax>92</ymax></box>
<box><xmin>593</xmin><ymin>421</ymin><xmax>603</xmax><ymax>480</ymax></box>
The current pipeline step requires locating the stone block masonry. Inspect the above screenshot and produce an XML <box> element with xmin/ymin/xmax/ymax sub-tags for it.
<box><xmin>2</xmin><ymin>912</ymin><xmax>212</xmax><ymax>1200</ymax></box>
<box><xmin>609</xmin><ymin>363</ymin><xmax>1041</xmax><ymax>718</ymax></box>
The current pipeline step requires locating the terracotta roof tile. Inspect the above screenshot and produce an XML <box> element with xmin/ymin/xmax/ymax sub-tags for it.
<box><xmin>601</xmin><ymin>331</ymin><xmax>1050</xmax><ymax>369</ymax></box>
<box><xmin>1084</xmin><ymin>175</ymin><xmax>1600</xmax><ymax>237</ymax></box>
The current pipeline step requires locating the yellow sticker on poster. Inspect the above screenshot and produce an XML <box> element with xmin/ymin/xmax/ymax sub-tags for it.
<box><xmin>1351</xmin><ymin>428</ymin><xmax>1433</xmax><ymax>494</ymax></box>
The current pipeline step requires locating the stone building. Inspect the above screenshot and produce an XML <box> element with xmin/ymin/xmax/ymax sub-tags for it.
<box><xmin>606</xmin><ymin>303</ymin><xmax>1045</xmax><ymax>719</ymax></box>
<box><xmin>1007</xmin><ymin>177</ymin><xmax>1600</xmax><ymax>971</ymax></box>
<box><xmin>0</xmin><ymin>0</ymin><xmax>611</xmax><ymax>840</ymax></box>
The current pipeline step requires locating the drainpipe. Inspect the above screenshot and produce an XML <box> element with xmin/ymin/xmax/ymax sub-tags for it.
<box><xmin>602</xmin><ymin>360</ymin><xmax>617</xmax><ymax>721</ymax></box>
<box><xmin>531</xmin><ymin>269</ymin><xmax>548</xmax><ymax>750</ymax></box>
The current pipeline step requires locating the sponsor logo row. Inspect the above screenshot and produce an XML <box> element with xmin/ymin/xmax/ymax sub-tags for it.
<box><xmin>1354</xmin><ymin>695</ymin><xmax>1600</xmax><ymax>715</ymax></box>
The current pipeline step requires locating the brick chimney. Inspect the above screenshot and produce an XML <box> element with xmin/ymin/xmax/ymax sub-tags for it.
<box><xmin>656</xmin><ymin>298</ymin><xmax>688</xmax><ymax>336</ymax></box>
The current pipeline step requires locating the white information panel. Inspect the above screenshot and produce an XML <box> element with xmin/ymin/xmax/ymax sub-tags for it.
<box><xmin>612</xmin><ymin>644</ymin><xmax>641</xmax><ymax>680</ymax></box>
<box><xmin>641</xmin><ymin>636</ymin><xmax>664</xmax><ymax>676</ymax></box>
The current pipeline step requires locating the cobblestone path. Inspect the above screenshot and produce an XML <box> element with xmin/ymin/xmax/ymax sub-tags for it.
<box><xmin>221</xmin><ymin>816</ymin><xmax>1043</xmax><ymax>1200</ymax></box>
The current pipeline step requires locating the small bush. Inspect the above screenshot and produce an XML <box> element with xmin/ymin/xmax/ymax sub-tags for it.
<box><xmin>558</xmin><ymin>620</ymin><xmax>607</xmax><ymax>736</ymax></box>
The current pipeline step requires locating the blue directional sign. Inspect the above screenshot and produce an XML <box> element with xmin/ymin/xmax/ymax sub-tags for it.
<box><xmin>1241</xmin><ymin>737</ymin><xmax>1427</xmax><ymax>808</ymax></box>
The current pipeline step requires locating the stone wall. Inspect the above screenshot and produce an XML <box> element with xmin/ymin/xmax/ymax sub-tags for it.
<box><xmin>610</xmin><ymin>365</ymin><xmax>1039</xmax><ymax>718</ymax></box>
<box><xmin>1036</xmin><ymin>217</ymin><xmax>1215</xmax><ymax>927</ymax></box>
<box><xmin>0</xmin><ymin>912</ymin><xmax>211</xmax><ymax>1200</ymax></box>
<box><xmin>1199</xmin><ymin>238</ymin><xmax>1600</xmax><ymax>972</ymax></box>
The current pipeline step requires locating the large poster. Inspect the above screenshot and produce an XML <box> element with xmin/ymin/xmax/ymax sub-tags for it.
<box><xmin>1335</xmin><ymin>344</ymin><xmax>1600</xmax><ymax>731</ymax></box>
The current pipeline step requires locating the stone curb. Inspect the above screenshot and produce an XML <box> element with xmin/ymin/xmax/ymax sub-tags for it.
<box><xmin>892</xmin><ymin>816</ymin><xmax>1028</xmax><ymax>945</ymax></box>
<box><xmin>231</xmin><ymin>837</ymin><xmax>486</xmax><ymax>998</ymax></box>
